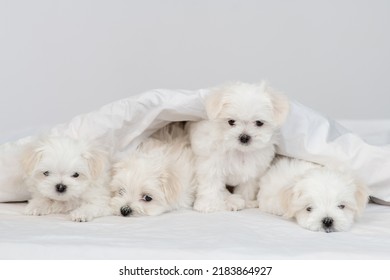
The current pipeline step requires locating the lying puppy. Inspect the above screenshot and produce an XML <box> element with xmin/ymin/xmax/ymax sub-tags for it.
<box><xmin>110</xmin><ymin>123</ymin><xmax>195</xmax><ymax>217</ymax></box>
<box><xmin>188</xmin><ymin>81</ymin><xmax>289</xmax><ymax>212</ymax></box>
<box><xmin>22</xmin><ymin>136</ymin><xmax>112</xmax><ymax>222</ymax></box>
<box><xmin>257</xmin><ymin>156</ymin><xmax>369</xmax><ymax>232</ymax></box>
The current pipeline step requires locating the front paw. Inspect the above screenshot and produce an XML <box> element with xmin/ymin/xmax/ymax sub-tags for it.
<box><xmin>70</xmin><ymin>209</ymin><xmax>93</xmax><ymax>222</ymax></box>
<box><xmin>24</xmin><ymin>205</ymin><xmax>48</xmax><ymax>216</ymax></box>
<box><xmin>225</xmin><ymin>194</ymin><xmax>245</xmax><ymax>211</ymax></box>
<box><xmin>193</xmin><ymin>197</ymin><xmax>227</xmax><ymax>213</ymax></box>
<box><xmin>24</xmin><ymin>203</ymin><xmax>50</xmax><ymax>216</ymax></box>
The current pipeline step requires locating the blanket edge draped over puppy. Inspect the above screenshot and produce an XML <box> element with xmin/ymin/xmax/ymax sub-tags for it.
<box><xmin>0</xmin><ymin>84</ymin><xmax>389</xmax><ymax>203</ymax></box>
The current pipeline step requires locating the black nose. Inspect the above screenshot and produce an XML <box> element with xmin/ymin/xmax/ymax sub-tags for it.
<box><xmin>239</xmin><ymin>134</ymin><xmax>251</xmax><ymax>144</ymax></box>
<box><xmin>120</xmin><ymin>206</ymin><xmax>132</xmax><ymax>217</ymax></box>
<box><xmin>322</xmin><ymin>217</ymin><xmax>334</xmax><ymax>228</ymax></box>
<box><xmin>55</xmin><ymin>183</ymin><xmax>67</xmax><ymax>193</ymax></box>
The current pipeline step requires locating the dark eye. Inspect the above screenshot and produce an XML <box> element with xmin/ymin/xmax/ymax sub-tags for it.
<box><xmin>71</xmin><ymin>172</ymin><xmax>79</xmax><ymax>178</ymax></box>
<box><xmin>228</xmin><ymin>119</ymin><xmax>236</xmax><ymax>126</ymax></box>
<box><xmin>338</xmin><ymin>204</ymin><xmax>345</xmax><ymax>209</ymax></box>
<box><xmin>118</xmin><ymin>188</ymin><xmax>126</xmax><ymax>196</ymax></box>
<box><xmin>43</xmin><ymin>171</ymin><xmax>50</xmax><ymax>176</ymax></box>
<box><xmin>142</xmin><ymin>195</ymin><xmax>153</xmax><ymax>202</ymax></box>
<box><xmin>255</xmin><ymin>120</ymin><xmax>264</xmax><ymax>127</ymax></box>
<box><xmin>306</xmin><ymin>207</ymin><xmax>312</xmax><ymax>212</ymax></box>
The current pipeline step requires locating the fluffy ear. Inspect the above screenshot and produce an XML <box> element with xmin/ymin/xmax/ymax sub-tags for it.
<box><xmin>264</xmin><ymin>84</ymin><xmax>290</xmax><ymax>126</ymax></box>
<box><xmin>204</xmin><ymin>89</ymin><xmax>228</xmax><ymax>120</ymax></box>
<box><xmin>281</xmin><ymin>175</ymin><xmax>305</xmax><ymax>219</ymax></box>
<box><xmin>111</xmin><ymin>160</ymin><xmax>128</xmax><ymax>177</ymax></box>
<box><xmin>281</xmin><ymin>185</ymin><xmax>297</xmax><ymax>218</ymax></box>
<box><xmin>354</xmin><ymin>180</ymin><xmax>369</xmax><ymax>217</ymax></box>
<box><xmin>159</xmin><ymin>167</ymin><xmax>181</xmax><ymax>205</ymax></box>
<box><xmin>21</xmin><ymin>145</ymin><xmax>43</xmax><ymax>176</ymax></box>
<box><xmin>84</xmin><ymin>146</ymin><xmax>109</xmax><ymax>179</ymax></box>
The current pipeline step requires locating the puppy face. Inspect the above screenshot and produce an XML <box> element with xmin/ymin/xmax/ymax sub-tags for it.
<box><xmin>285</xmin><ymin>169</ymin><xmax>368</xmax><ymax>232</ymax></box>
<box><xmin>23</xmin><ymin>137</ymin><xmax>105</xmax><ymax>202</ymax></box>
<box><xmin>205</xmin><ymin>82</ymin><xmax>289</xmax><ymax>152</ymax></box>
<box><xmin>110</xmin><ymin>150</ymin><xmax>180</xmax><ymax>217</ymax></box>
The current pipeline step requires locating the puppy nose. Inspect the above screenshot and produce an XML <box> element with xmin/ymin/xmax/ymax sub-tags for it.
<box><xmin>120</xmin><ymin>206</ymin><xmax>132</xmax><ymax>217</ymax></box>
<box><xmin>239</xmin><ymin>134</ymin><xmax>251</xmax><ymax>144</ymax></box>
<box><xmin>55</xmin><ymin>183</ymin><xmax>67</xmax><ymax>193</ymax></box>
<box><xmin>322</xmin><ymin>217</ymin><xmax>334</xmax><ymax>228</ymax></box>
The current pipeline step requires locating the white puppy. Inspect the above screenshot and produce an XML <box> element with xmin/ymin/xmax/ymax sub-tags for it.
<box><xmin>258</xmin><ymin>156</ymin><xmax>369</xmax><ymax>232</ymax></box>
<box><xmin>110</xmin><ymin>123</ymin><xmax>195</xmax><ymax>217</ymax></box>
<box><xmin>22</xmin><ymin>136</ymin><xmax>112</xmax><ymax>222</ymax></box>
<box><xmin>188</xmin><ymin>81</ymin><xmax>289</xmax><ymax>212</ymax></box>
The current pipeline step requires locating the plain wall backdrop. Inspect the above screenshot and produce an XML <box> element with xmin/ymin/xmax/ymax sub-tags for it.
<box><xmin>1</xmin><ymin>0</ymin><xmax>389</xmax><ymax>142</ymax></box>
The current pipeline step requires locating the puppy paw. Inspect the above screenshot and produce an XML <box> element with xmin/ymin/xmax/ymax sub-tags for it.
<box><xmin>193</xmin><ymin>198</ymin><xmax>226</xmax><ymax>213</ymax></box>
<box><xmin>70</xmin><ymin>210</ymin><xmax>92</xmax><ymax>222</ymax></box>
<box><xmin>24</xmin><ymin>205</ymin><xmax>49</xmax><ymax>216</ymax></box>
<box><xmin>246</xmin><ymin>200</ymin><xmax>259</xmax><ymax>209</ymax></box>
<box><xmin>225</xmin><ymin>194</ymin><xmax>245</xmax><ymax>211</ymax></box>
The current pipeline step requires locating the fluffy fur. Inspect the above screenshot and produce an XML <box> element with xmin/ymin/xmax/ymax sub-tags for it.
<box><xmin>22</xmin><ymin>136</ymin><xmax>112</xmax><ymax>222</ymax></box>
<box><xmin>188</xmin><ymin>81</ymin><xmax>289</xmax><ymax>212</ymax></box>
<box><xmin>258</xmin><ymin>156</ymin><xmax>369</xmax><ymax>232</ymax></box>
<box><xmin>110</xmin><ymin>122</ymin><xmax>195</xmax><ymax>217</ymax></box>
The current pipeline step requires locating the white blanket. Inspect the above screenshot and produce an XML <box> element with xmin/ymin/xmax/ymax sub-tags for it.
<box><xmin>1</xmin><ymin>88</ymin><xmax>390</xmax><ymax>203</ymax></box>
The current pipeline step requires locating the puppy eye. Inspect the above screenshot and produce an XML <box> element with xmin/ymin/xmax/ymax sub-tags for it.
<box><xmin>228</xmin><ymin>119</ymin><xmax>236</xmax><ymax>126</ymax></box>
<box><xmin>338</xmin><ymin>204</ymin><xmax>345</xmax><ymax>209</ymax></box>
<box><xmin>43</xmin><ymin>171</ymin><xmax>50</xmax><ymax>176</ymax></box>
<box><xmin>255</xmin><ymin>120</ymin><xmax>264</xmax><ymax>127</ymax></box>
<box><xmin>306</xmin><ymin>207</ymin><xmax>312</xmax><ymax>212</ymax></box>
<box><xmin>71</xmin><ymin>172</ymin><xmax>79</xmax><ymax>178</ymax></box>
<box><xmin>142</xmin><ymin>195</ymin><xmax>153</xmax><ymax>202</ymax></box>
<box><xmin>118</xmin><ymin>188</ymin><xmax>126</xmax><ymax>196</ymax></box>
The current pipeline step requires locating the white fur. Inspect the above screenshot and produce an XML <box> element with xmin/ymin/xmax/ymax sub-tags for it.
<box><xmin>188</xmin><ymin>81</ymin><xmax>289</xmax><ymax>212</ymax></box>
<box><xmin>22</xmin><ymin>136</ymin><xmax>112</xmax><ymax>222</ymax></box>
<box><xmin>258</xmin><ymin>156</ymin><xmax>369</xmax><ymax>232</ymax></box>
<box><xmin>110</xmin><ymin>123</ymin><xmax>196</xmax><ymax>217</ymax></box>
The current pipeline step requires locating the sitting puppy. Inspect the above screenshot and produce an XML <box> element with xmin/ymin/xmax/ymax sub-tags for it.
<box><xmin>257</xmin><ymin>156</ymin><xmax>369</xmax><ymax>232</ymax></box>
<box><xmin>188</xmin><ymin>81</ymin><xmax>289</xmax><ymax>212</ymax></box>
<box><xmin>110</xmin><ymin>123</ymin><xmax>195</xmax><ymax>217</ymax></box>
<box><xmin>22</xmin><ymin>136</ymin><xmax>112</xmax><ymax>222</ymax></box>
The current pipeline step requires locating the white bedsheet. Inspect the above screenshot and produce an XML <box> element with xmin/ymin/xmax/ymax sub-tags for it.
<box><xmin>0</xmin><ymin>202</ymin><xmax>389</xmax><ymax>260</ymax></box>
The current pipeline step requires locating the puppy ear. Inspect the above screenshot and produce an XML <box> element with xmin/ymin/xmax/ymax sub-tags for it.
<box><xmin>281</xmin><ymin>186</ymin><xmax>299</xmax><ymax>218</ymax></box>
<box><xmin>21</xmin><ymin>144</ymin><xmax>43</xmax><ymax>176</ymax></box>
<box><xmin>111</xmin><ymin>160</ymin><xmax>127</xmax><ymax>177</ymax></box>
<box><xmin>263</xmin><ymin>83</ymin><xmax>290</xmax><ymax>126</ymax></box>
<box><xmin>354</xmin><ymin>180</ymin><xmax>369</xmax><ymax>217</ymax></box>
<box><xmin>331</xmin><ymin>166</ymin><xmax>369</xmax><ymax>217</ymax></box>
<box><xmin>204</xmin><ymin>89</ymin><xmax>228</xmax><ymax>120</ymax></box>
<box><xmin>159</xmin><ymin>167</ymin><xmax>181</xmax><ymax>205</ymax></box>
<box><xmin>84</xmin><ymin>146</ymin><xmax>109</xmax><ymax>179</ymax></box>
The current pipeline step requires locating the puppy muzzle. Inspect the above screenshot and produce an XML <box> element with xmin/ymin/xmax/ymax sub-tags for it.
<box><xmin>120</xmin><ymin>205</ymin><xmax>133</xmax><ymax>217</ymax></box>
<box><xmin>238</xmin><ymin>134</ymin><xmax>251</xmax><ymax>145</ymax></box>
<box><xmin>322</xmin><ymin>217</ymin><xmax>334</xmax><ymax>233</ymax></box>
<box><xmin>55</xmin><ymin>183</ymin><xmax>67</xmax><ymax>193</ymax></box>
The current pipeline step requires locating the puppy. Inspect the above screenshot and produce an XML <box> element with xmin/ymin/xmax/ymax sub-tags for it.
<box><xmin>188</xmin><ymin>81</ymin><xmax>289</xmax><ymax>212</ymax></box>
<box><xmin>22</xmin><ymin>136</ymin><xmax>112</xmax><ymax>222</ymax></box>
<box><xmin>257</xmin><ymin>156</ymin><xmax>369</xmax><ymax>232</ymax></box>
<box><xmin>110</xmin><ymin>123</ymin><xmax>195</xmax><ymax>217</ymax></box>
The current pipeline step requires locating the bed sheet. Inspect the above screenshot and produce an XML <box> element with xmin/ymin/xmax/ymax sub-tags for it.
<box><xmin>0</xmin><ymin>202</ymin><xmax>389</xmax><ymax>260</ymax></box>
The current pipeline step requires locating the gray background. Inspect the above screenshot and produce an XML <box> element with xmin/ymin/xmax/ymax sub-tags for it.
<box><xmin>1</xmin><ymin>0</ymin><xmax>389</xmax><ymax>142</ymax></box>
